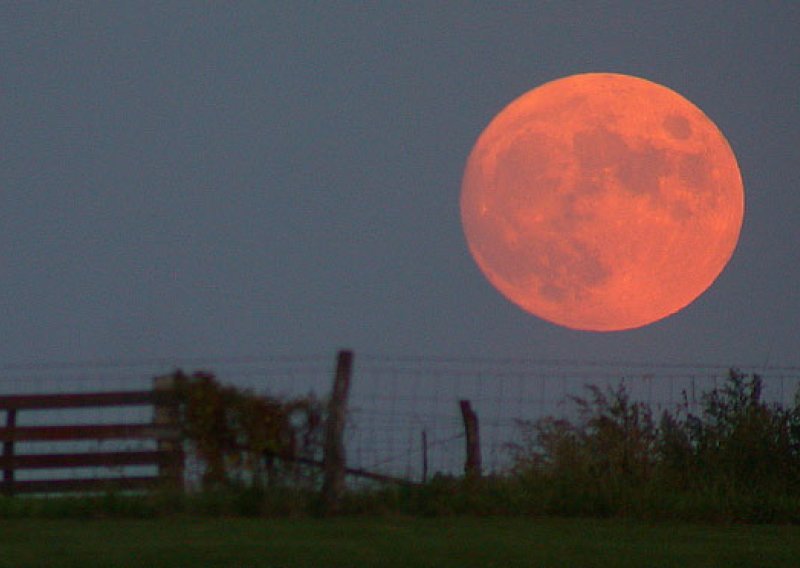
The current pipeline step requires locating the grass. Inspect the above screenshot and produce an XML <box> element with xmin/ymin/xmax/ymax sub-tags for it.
<box><xmin>1</xmin><ymin>516</ymin><xmax>799</xmax><ymax>568</ymax></box>
<box><xmin>2</xmin><ymin>371</ymin><xmax>798</xmax><ymax>565</ymax></box>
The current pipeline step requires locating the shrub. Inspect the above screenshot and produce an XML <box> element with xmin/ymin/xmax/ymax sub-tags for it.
<box><xmin>511</xmin><ymin>381</ymin><xmax>657</xmax><ymax>486</ymax></box>
<box><xmin>508</xmin><ymin>369</ymin><xmax>800</xmax><ymax>522</ymax></box>
<box><xmin>169</xmin><ymin>370</ymin><xmax>324</xmax><ymax>490</ymax></box>
<box><xmin>682</xmin><ymin>369</ymin><xmax>800</xmax><ymax>494</ymax></box>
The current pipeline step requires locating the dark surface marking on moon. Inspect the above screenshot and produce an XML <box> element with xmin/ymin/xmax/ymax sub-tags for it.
<box><xmin>663</xmin><ymin>114</ymin><xmax>692</xmax><ymax>140</ymax></box>
<box><xmin>573</xmin><ymin>126</ymin><xmax>672</xmax><ymax>197</ymax></box>
<box><xmin>494</xmin><ymin>131</ymin><xmax>560</xmax><ymax>205</ymax></box>
<box><xmin>572</xmin><ymin>126</ymin><xmax>629</xmax><ymax>174</ymax></box>
<box><xmin>679</xmin><ymin>153</ymin><xmax>712</xmax><ymax>189</ymax></box>
<box><xmin>535</xmin><ymin>238</ymin><xmax>612</xmax><ymax>303</ymax></box>
<box><xmin>473</xmin><ymin>216</ymin><xmax>612</xmax><ymax>306</ymax></box>
<box><xmin>616</xmin><ymin>143</ymin><xmax>671</xmax><ymax>197</ymax></box>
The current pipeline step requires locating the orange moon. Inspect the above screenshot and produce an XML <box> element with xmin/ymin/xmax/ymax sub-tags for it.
<box><xmin>460</xmin><ymin>73</ymin><xmax>744</xmax><ymax>331</ymax></box>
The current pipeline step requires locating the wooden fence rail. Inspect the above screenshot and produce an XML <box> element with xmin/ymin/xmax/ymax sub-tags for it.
<box><xmin>0</xmin><ymin>379</ymin><xmax>182</xmax><ymax>496</ymax></box>
<box><xmin>0</xmin><ymin>351</ymin><xmax>481</xmax><ymax>500</ymax></box>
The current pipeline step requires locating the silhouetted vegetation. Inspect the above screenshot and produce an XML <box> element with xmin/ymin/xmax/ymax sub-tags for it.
<box><xmin>358</xmin><ymin>369</ymin><xmax>800</xmax><ymax>522</ymax></box>
<box><xmin>3</xmin><ymin>369</ymin><xmax>799</xmax><ymax>523</ymax></box>
<box><xmin>170</xmin><ymin>370</ymin><xmax>325</xmax><ymax>490</ymax></box>
<box><xmin>499</xmin><ymin>369</ymin><xmax>800</xmax><ymax>522</ymax></box>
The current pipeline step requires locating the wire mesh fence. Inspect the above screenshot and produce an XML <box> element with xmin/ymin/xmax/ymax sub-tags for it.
<box><xmin>2</xmin><ymin>353</ymin><xmax>799</xmax><ymax>490</ymax></box>
<box><xmin>349</xmin><ymin>356</ymin><xmax>800</xmax><ymax>483</ymax></box>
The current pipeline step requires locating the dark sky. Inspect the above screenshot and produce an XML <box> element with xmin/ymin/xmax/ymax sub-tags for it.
<box><xmin>2</xmin><ymin>3</ymin><xmax>798</xmax><ymax>368</ymax></box>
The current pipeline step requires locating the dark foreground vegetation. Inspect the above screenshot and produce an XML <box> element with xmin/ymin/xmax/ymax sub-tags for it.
<box><xmin>2</xmin><ymin>370</ymin><xmax>799</xmax><ymax>524</ymax></box>
<box><xmin>2</xmin><ymin>517</ymin><xmax>800</xmax><ymax>568</ymax></box>
<box><xmin>498</xmin><ymin>368</ymin><xmax>800</xmax><ymax>523</ymax></box>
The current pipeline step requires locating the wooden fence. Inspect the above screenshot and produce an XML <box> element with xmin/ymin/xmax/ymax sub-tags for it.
<box><xmin>0</xmin><ymin>376</ymin><xmax>182</xmax><ymax>496</ymax></box>
<box><xmin>0</xmin><ymin>351</ymin><xmax>481</xmax><ymax>508</ymax></box>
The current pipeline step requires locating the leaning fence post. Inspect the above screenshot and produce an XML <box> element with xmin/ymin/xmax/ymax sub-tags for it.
<box><xmin>459</xmin><ymin>400</ymin><xmax>482</xmax><ymax>478</ymax></box>
<box><xmin>153</xmin><ymin>375</ymin><xmax>184</xmax><ymax>492</ymax></box>
<box><xmin>2</xmin><ymin>409</ymin><xmax>16</xmax><ymax>496</ymax></box>
<box><xmin>322</xmin><ymin>349</ymin><xmax>353</xmax><ymax>513</ymax></box>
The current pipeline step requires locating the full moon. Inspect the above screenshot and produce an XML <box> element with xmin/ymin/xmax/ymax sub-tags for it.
<box><xmin>461</xmin><ymin>73</ymin><xmax>744</xmax><ymax>331</ymax></box>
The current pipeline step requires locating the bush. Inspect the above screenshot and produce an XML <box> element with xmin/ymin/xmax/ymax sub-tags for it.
<box><xmin>682</xmin><ymin>370</ymin><xmax>800</xmax><ymax>494</ymax></box>
<box><xmin>511</xmin><ymin>382</ymin><xmax>657</xmax><ymax>491</ymax></box>
<box><xmin>170</xmin><ymin>370</ymin><xmax>324</xmax><ymax>490</ymax></box>
<box><xmin>508</xmin><ymin>369</ymin><xmax>800</xmax><ymax>522</ymax></box>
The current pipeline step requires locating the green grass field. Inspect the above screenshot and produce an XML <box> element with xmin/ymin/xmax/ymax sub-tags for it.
<box><xmin>1</xmin><ymin>516</ymin><xmax>799</xmax><ymax>568</ymax></box>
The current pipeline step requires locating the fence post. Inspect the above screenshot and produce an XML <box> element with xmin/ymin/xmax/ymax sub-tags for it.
<box><xmin>322</xmin><ymin>349</ymin><xmax>353</xmax><ymax>513</ymax></box>
<box><xmin>153</xmin><ymin>375</ymin><xmax>184</xmax><ymax>492</ymax></box>
<box><xmin>421</xmin><ymin>429</ymin><xmax>429</xmax><ymax>483</ymax></box>
<box><xmin>2</xmin><ymin>410</ymin><xmax>16</xmax><ymax>496</ymax></box>
<box><xmin>459</xmin><ymin>400</ymin><xmax>482</xmax><ymax>478</ymax></box>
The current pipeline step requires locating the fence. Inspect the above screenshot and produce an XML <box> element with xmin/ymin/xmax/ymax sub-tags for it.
<box><xmin>348</xmin><ymin>356</ymin><xmax>800</xmax><ymax>482</ymax></box>
<box><xmin>0</xmin><ymin>377</ymin><xmax>182</xmax><ymax>496</ymax></box>
<box><xmin>1</xmin><ymin>352</ymin><xmax>799</xmax><ymax>502</ymax></box>
<box><xmin>0</xmin><ymin>351</ymin><xmax>413</xmax><ymax>505</ymax></box>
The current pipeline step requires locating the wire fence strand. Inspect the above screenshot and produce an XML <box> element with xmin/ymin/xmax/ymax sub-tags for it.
<box><xmin>2</xmin><ymin>354</ymin><xmax>799</xmax><ymax>487</ymax></box>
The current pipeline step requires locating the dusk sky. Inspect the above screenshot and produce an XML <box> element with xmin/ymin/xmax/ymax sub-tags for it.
<box><xmin>2</xmin><ymin>3</ymin><xmax>798</xmax><ymax>369</ymax></box>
